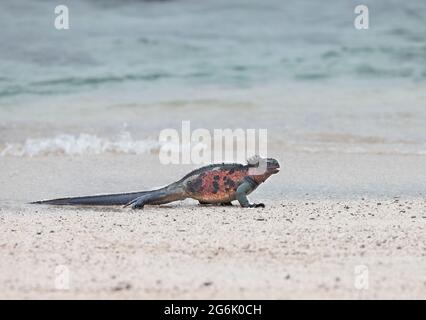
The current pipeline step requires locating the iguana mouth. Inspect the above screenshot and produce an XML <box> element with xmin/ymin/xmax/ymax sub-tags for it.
<box><xmin>268</xmin><ymin>163</ymin><xmax>280</xmax><ymax>174</ymax></box>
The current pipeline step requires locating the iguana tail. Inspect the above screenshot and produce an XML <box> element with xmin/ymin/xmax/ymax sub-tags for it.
<box><xmin>31</xmin><ymin>190</ymin><xmax>157</xmax><ymax>206</ymax></box>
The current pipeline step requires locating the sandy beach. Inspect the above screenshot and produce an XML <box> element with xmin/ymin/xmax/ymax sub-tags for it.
<box><xmin>1</xmin><ymin>0</ymin><xmax>426</xmax><ymax>300</ymax></box>
<box><xmin>1</xmin><ymin>153</ymin><xmax>425</xmax><ymax>299</ymax></box>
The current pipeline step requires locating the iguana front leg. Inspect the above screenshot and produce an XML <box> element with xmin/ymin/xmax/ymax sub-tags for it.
<box><xmin>236</xmin><ymin>181</ymin><xmax>265</xmax><ymax>208</ymax></box>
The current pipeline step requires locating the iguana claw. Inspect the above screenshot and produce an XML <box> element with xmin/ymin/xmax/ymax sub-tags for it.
<box><xmin>250</xmin><ymin>203</ymin><xmax>265</xmax><ymax>208</ymax></box>
<box><xmin>123</xmin><ymin>197</ymin><xmax>145</xmax><ymax>209</ymax></box>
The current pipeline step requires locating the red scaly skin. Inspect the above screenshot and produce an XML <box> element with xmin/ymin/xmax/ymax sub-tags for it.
<box><xmin>182</xmin><ymin>165</ymin><xmax>249</xmax><ymax>203</ymax></box>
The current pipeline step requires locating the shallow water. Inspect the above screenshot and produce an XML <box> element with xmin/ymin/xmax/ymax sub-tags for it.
<box><xmin>0</xmin><ymin>0</ymin><xmax>425</xmax><ymax>157</ymax></box>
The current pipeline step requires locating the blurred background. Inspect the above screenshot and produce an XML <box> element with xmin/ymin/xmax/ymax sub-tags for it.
<box><xmin>0</xmin><ymin>0</ymin><xmax>425</xmax><ymax>157</ymax></box>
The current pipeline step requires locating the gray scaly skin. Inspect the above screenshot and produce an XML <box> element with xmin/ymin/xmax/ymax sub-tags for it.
<box><xmin>33</xmin><ymin>156</ymin><xmax>280</xmax><ymax>209</ymax></box>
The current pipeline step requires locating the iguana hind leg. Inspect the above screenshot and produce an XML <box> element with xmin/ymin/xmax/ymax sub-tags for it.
<box><xmin>125</xmin><ymin>190</ymin><xmax>185</xmax><ymax>209</ymax></box>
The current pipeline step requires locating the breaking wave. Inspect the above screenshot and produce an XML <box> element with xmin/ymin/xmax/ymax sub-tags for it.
<box><xmin>1</xmin><ymin>132</ymin><xmax>425</xmax><ymax>157</ymax></box>
<box><xmin>0</xmin><ymin>132</ymin><xmax>161</xmax><ymax>157</ymax></box>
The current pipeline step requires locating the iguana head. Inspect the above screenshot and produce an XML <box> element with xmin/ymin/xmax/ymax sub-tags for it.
<box><xmin>247</xmin><ymin>155</ymin><xmax>280</xmax><ymax>182</ymax></box>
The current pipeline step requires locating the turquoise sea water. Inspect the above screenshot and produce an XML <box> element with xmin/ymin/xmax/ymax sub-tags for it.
<box><xmin>0</xmin><ymin>0</ymin><xmax>425</xmax><ymax>156</ymax></box>
<box><xmin>1</xmin><ymin>0</ymin><xmax>425</xmax><ymax>99</ymax></box>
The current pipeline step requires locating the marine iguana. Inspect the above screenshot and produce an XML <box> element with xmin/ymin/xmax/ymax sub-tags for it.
<box><xmin>32</xmin><ymin>156</ymin><xmax>280</xmax><ymax>209</ymax></box>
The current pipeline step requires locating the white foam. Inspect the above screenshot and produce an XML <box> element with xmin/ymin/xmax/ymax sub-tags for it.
<box><xmin>0</xmin><ymin>132</ymin><xmax>161</xmax><ymax>157</ymax></box>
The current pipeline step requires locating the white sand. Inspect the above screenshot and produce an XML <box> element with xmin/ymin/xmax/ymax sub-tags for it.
<box><xmin>0</xmin><ymin>153</ymin><xmax>425</xmax><ymax>299</ymax></box>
